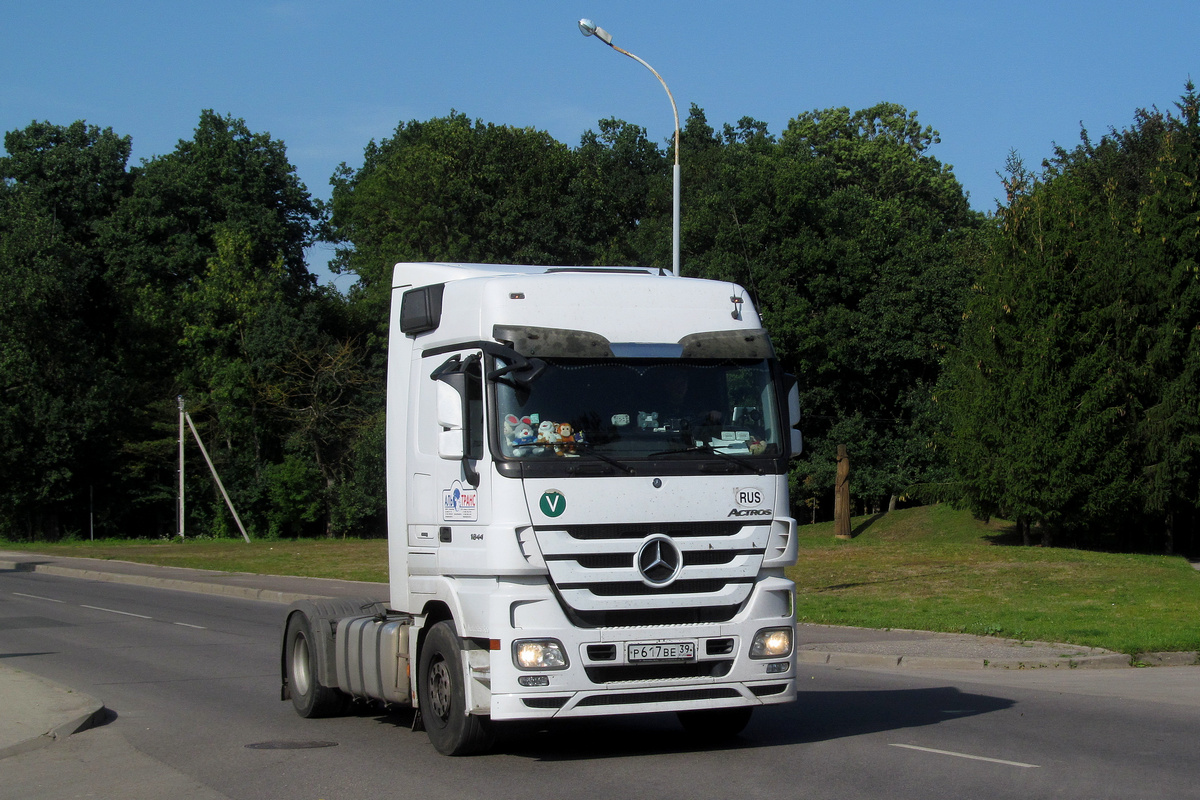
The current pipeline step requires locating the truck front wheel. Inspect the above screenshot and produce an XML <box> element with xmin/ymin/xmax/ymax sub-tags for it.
<box><xmin>418</xmin><ymin>621</ymin><xmax>494</xmax><ymax>756</ymax></box>
<box><xmin>285</xmin><ymin>612</ymin><xmax>347</xmax><ymax>718</ymax></box>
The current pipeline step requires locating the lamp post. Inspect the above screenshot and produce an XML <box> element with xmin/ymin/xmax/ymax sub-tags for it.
<box><xmin>578</xmin><ymin>18</ymin><xmax>681</xmax><ymax>277</ymax></box>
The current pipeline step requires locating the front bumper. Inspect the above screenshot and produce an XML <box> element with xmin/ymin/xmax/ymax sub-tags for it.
<box><xmin>485</xmin><ymin>575</ymin><xmax>797</xmax><ymax>721</ymax></box>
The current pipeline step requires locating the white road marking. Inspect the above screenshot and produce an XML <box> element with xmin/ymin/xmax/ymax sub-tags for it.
<box><xmin>12</xmin><ymin>592</ymin><xmax>65</xmax><ymax>603</ymax></box>
<box><xmin>14</xmin><ymin>593</ymin><xmax>205</xmax><ymax>629</ymax></box>
<box><xmin>889</xmin><ymin>743</ymin><xmax>1040</xmax><ymax>769</ymax></box>
<box><xmin>80</xmin><ymin>604</ymin><xmax>153</xmax><ymax>619</ymax></box>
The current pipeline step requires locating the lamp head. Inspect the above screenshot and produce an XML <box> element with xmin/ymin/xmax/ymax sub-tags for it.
<box><xmin>577</xmin><ymin>18</ymin><xmax>613</xmax><ymax>45</ymax></box>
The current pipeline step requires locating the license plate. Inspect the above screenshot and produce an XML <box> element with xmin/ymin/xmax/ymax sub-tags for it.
<box><xmin>627</xmin><ymin>641</ymin><xmax>696</xmax><ymax>662</ymax></box>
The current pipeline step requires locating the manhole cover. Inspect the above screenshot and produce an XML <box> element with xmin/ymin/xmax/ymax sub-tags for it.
<box><xmin>245</xmin><ymin>740</ymin><xmax>339</xmax><ymax>750</ymax></box>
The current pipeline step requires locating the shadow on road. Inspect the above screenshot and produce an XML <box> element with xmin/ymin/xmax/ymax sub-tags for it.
<box><xmin>0</xmin><ymin>561</ymin><xmax>51</xmax><ymax>573</ymax></box>
<box><xmin>359</xmin><ymin>684</ymin><xmax>1014</xmax><ymax>761</ymax></box>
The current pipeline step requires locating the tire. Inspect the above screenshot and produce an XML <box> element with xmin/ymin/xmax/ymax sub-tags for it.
<box><xmin>418</xmin><ymin>621</ymin><xmax>494</xmax><ymax>756</ymax></box>
<box><xmin>676</xmin><ymin>706</ymin><xmax>754</xmax><ymax>740</ymax></box>
<box><xmin>285</xmin><ymin>612</ymin><xmax>348</xmax><ymax>718</ymax></box>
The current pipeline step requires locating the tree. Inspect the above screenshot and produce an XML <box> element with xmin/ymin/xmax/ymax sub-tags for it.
<box><xmin>0</xmin><ymin>122</ymin><xmax>134</xmax><ymax>538</ymax></box>
<box><xmin>327</xmin><ymin>113</ymin><xmax>588</xmax><ymax>319</ymax></box>
<box><xmin>573</xmin><ymin>118</ymin><xmax>667</xmax><ymax>266</ymax></box>
<box><xmin>96</xmin><ymin>112</ymin><xmax>326</xmax><ymax>538</ymax></box>
<box><xmin>1133</xmin><ymin>84</ymin><xmax>1200</xmax><ymax>552</ymax></box>
<box><xmin>682</xmin><ymin>103</ymin><xmax>982</xmax><ymax>514</ymax></box>
<box><xmin>947</xmin><ymin>84</ymin><xmax>1200</xmax><ymax>551</ymax></box>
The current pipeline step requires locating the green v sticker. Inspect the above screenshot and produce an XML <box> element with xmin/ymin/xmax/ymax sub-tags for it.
<box><xmin>539</xmin><ymin>490</ymin><xmax>566</xmax><ymax>518</ymax></box>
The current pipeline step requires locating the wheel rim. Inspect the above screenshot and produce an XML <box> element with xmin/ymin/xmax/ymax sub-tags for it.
<box><xmin>291</xmin><ymin>632</ymin><xmax>312</xmax><ymax>696</ymax></box>
<box><xmin>427</xmin><ymin>657</ymin><xmax>453</xmax><ymax>721</ymax></box>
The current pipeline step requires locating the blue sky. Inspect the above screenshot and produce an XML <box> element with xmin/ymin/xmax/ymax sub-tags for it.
<box><xmin>4</xmin><ymin>1</ymin><xmax>1197</xmax><ymax>287</ymax></box>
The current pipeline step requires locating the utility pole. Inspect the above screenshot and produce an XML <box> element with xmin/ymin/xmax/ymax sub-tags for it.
<box><xmin>174</xmin><ymin>395</ymin><xmax>250</xmax><ymax>543</ymax></box>
<box><xmin>184</xmin><ymin>410</ymin><xmax>251</xmax><ymax>543</ymax></box>
<box><xmin>178</xmin><ymin>395</ymin><xmax>185</xmax><ymax>539</ymax></box>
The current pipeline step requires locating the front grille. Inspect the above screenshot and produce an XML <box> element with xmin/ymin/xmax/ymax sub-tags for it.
<box><xmin>587</xmin><ymin>644</ymin><xmax>617</xmax><ymax>661</ymax></box>
<box><xmin>570</xmin><ymin>550</ymin><xmax>737</xmax><ymax>570</ymax></box>
<box><xmin>534</xmin><ymin>520</ymin><xmax>769</xmax><ymax>628</ymax></box>
<box><xmin>584</xmin><ymin>660</ymin><xmax>733</xmax><ymax>683</ymax></box>
<box><xmin>706</xmin><ymin>638</ymin><xmax>735</xmax><ymax>656</ymax></box>
<box><xmin>575</xmin><ymin>578</ymin><xmax>750</xmax><ymax>597</ymax></box>
<box><xmin>562</xmin><ymin>522</ymin><xmax>743</xmax><ymax>540</ymax></box>
<box><xmin>576</xmin><ymin>687</ymin><xmax>741</xmax><ymax>707</ymax></box>
<box><xmin>572</xmin><ymin>606</ymin><xmax>739</xmax><ymax>628</ymax></box>
<box><xmin>522</xmin><ymin>696</ymin><xmax>569</xmax><ymax>709</ymax></box>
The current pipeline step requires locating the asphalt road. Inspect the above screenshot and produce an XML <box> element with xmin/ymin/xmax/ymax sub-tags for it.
<box><xmin>3</xmin><ymin>569</ymin><xmax>1198</xmax><ymax>800</ymax></box>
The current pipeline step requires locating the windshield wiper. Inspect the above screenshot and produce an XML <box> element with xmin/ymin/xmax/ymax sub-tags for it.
<box><xmin>648</xmin><ymin>443</ymin><xmax>765</xmax><ymax>475</ymax></box>
<box><xmin>508</xmin><ymin>442</ymin><xmax>636</xmax><ymax>474</ymax></box>
<box><xmin>569</xmin><ymin>442</ymin><xmax>636</xmax><ymax>474</ymax></box>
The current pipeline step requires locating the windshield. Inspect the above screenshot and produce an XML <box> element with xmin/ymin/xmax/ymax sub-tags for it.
<box><xmin>495</xmin><ymin>358</ymin><xmax>784</xmax><ymax>460</ymax></box>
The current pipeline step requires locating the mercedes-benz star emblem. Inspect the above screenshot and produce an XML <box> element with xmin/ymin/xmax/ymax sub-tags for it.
<box><xmin>636</xmin><ymin>534</ymin><xmax>682</xmax><ymax>587</ymax></box>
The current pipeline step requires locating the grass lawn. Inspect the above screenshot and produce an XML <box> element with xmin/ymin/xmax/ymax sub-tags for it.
<box><xmin>788</xmin><ymin>503</ymin><xmax>1200</xmax><ymax>655</ymax></box>
<box><xmin>0</xmin><ymin>537</ymin><xmax>390</xmax><ymax>584</ymax></box>
<box><xmin>4</xmin><ymin>504</ymin><xmax>1198</xmax><ymax>654</ymax></box>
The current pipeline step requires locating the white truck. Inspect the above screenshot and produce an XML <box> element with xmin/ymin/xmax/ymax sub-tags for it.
<box><xmin>281</xmin><ymin>262</ymin><xmax>801</xmax><ymax>755</ymax></box>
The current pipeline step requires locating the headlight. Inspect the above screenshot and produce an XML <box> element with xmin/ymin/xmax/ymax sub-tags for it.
<box><xmin>512</xmin><ymin>639</ymin><xmax>569</xmax><ymax>670</ymax></box>
<box><xmin>750</xmin><ymin>627</ymin><xmax>793</xmax><ymax>659</ymax></box>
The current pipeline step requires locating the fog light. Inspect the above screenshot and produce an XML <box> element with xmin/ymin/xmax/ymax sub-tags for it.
<box><xmin>518</xmin><ymin>675</ymin><xmax>551</xmax><ymax>687</ymax></box>
<box><xmin>766</xmin><ymin>661</ymin><xmax>790</xmax><ymax>674</ymax></box>
<box><xmin>750</xmin><ymin>627</ymin><xmax>793</xmax><ymax>659</ymax></box>
<box><xmin>513</xmin><ymin>639</ymin><xmax>568</xmax><ymax>670</ymax></box>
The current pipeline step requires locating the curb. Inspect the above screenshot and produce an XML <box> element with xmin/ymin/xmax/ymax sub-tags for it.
<box><xmin>0</xmin><ymin>559</ymin><xmax>349</xmax><ymax>605</ymax></box>
<box><xmin>0</xmin><ymin>668</ymin><xmax>107</xmax><ymax>760</ymax></box>
<box><xmin>1133</xmin><ymin>651</ymin><xmax>1200</xmax><ymax>667</ymax></box>
<box><xmin>5</xmin><ymin>555</ymin><xmax>1197</xmax><ymax>671</ymax></box>
<box><xmin>796</xmin><ymin>650</ymin><xmax>1135</xmax><ymax>670</ymax></box>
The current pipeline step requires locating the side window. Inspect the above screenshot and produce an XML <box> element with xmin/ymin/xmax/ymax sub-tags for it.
<box><xmin>465</xmin><ymin>355</ymin><xmax>484</xmax><ymax>461</ymax></box>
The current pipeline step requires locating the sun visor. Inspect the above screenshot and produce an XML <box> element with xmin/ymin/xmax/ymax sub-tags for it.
<box><xmin>679</xmin><ymin>329</ymin><xmax>775</xmax><ymax>359</ymax></box>
<box><xmin>492</xmin><ymin>325</ymin><xmax>615</xmax><ymax>358</ymax></box>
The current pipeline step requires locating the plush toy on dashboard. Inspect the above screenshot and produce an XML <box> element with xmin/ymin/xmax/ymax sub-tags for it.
<box><xmin>554</xmin><ymin>422</ymin><xmax>576</xmax><ymax>456</ymax></box>
<box><xmin>504</xmin><ymin>415</ymin><xmax>536</xmax><ymax>452</ymax></box>
<box><xmin>536</xmin><ymin>419</ymin><xmax>560</xmax><ymax>454</ymax></box>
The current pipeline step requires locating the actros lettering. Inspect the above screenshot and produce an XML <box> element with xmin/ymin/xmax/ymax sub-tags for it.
<box><xmin>727</xmin><ymin>508</ymin><xmax>772</xmax><ymax>517</ymax></box>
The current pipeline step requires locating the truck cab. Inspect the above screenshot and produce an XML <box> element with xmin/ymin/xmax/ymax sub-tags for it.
<box><xmin>283</xmin><ymin>263</ymin><xmax>800</xmax><ymax>755</ymax></box>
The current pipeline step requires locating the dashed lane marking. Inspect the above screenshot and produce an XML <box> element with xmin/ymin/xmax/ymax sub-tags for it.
<box><xmin>14</xmin><ymin>591</ymin><xmax>211</xmax><ymax>629</ymax></box>
<box><xmin>80</xmin><ymin>604</ymin><xmax>154</xmax><ymax>620</ymax></box>
<box><xmin>889</xmin><ymin>743</ymin><xmax>1040</xmax><ymax>769</ymax></box>
<box><xmin>12</xmin><ymin>592</ymin><xmax>65</xmax><ymax>603</ymax></box>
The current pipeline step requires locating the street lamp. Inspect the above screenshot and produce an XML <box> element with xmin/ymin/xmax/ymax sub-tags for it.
<box><xmin>578</xmin><ymin>18</ymin><xmax>681</xmax><ymax>277</ymax></box>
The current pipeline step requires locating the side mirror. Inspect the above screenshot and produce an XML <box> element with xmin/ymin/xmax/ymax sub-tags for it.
<box><xmin>786</xmin><ymin>375</ymin><xmax>803</xmax><ymax>457</ymax></box>
<box><xmin>436</xmin><ymin>381</ymin><xmax>465</xmax><ymax>460</ymax></box>
<box><xmin>431</xmin><ymin>354</ymin><xmax>481</xmax><ymax>487</ymax></box>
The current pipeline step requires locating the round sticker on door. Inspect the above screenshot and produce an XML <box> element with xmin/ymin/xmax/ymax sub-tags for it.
<box><xmin>539</xmin><ymin>490</ymin><xmax>567</xmax><ymax>518</ymax></box>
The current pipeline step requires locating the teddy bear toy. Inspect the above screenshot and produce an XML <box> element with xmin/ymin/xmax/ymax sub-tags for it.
<box><xmin>536</xmin><ymin>420</ymin><xmax>560</xmax><ymax>454</ymax></box>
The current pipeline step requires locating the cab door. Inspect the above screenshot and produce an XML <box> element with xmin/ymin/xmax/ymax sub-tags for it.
<box><xmin>410</xmin><ymin>349</ymin><xmax>491</xmax><ymax>576</ymax></box>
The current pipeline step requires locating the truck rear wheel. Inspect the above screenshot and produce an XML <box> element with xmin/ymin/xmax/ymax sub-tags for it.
<box><xmin>418</xmin><ymin>621</ymin><xmax>494</xmax><ymax>756</ymax></box>
<box><xmin>285</xmin><ymin>612</ymin><xmax>348</xmax><ymax>718</ymax></box>
<box><xmin>677</xmin><ymin>706</ymin><xmax>753</xmax><ymax>739</ymax></box>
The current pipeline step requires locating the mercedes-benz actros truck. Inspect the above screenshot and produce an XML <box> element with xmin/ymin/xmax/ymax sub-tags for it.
<box><xmin>281</xmin><ymin>262</ymin><xmax>801</xmax><ymax>755</ymax></box>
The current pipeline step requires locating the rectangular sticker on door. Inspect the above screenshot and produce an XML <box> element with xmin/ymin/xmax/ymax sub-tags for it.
<box><xmin>442</xmin><ymin>481</ymin><xmax>478</xmax><ymax>521</ymax></box>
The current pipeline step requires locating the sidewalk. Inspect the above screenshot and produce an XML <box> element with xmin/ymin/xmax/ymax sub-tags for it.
<box><xmin>2</xmin><ymin>549</ymin><xmax>1196</xmax><ymax>759</ymax></box>
<box><xmin>0</xmin><ymin>664</ymin><xmax>107</xmax><ymax>759</ymax></box>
